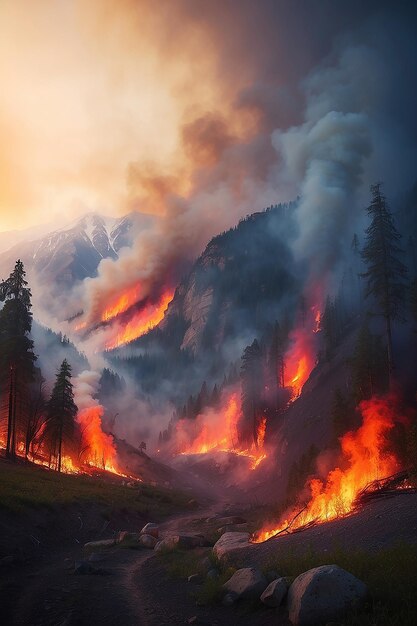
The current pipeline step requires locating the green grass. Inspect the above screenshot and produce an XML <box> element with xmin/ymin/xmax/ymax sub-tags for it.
<box><xmin>264</xmin><ymin>542</ymin><xmax>417</xmax><ymax>626</ymax></box>
<box><xmin>0</xmin><ymin>459</ymin><xmax>192</xmax><ymax>519</ymax></box>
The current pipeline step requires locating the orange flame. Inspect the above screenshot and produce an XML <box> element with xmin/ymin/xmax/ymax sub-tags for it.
<box><xmin>285</xmin><ymin>325</ymin><xmax>317</xmax><ymax>398</ymax></box>
<box><xmin>76</xmin><ymin>405</ymin><xmax>118</xmax><ymax>472</ymax></box>
<box><xmin>253</xmin><ymin>394</ymin><xmax>401</xmax><ymax>542</ymax></box>
<box><xmin>105</xmin><ymin>290</ymin><xmax>174</xmax><ymax>350</ymax></box>
<box><xmin>177</xmin><ymin>392</ymin><xmax>267</xmax><ymax>470</ymax></box>
<box><xmin>101</xmin><ymin>285</ymin><xmax>141</xmax><ymax>322</ymax></box>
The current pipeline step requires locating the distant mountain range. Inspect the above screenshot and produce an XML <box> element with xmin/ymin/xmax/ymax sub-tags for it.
<box><xmin>0</xmin><ymin>212</ymin><xmax>155</xmax><ymax>288</ymax></box>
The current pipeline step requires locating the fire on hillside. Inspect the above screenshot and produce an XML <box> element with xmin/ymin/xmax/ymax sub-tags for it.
<box><xmin>252</xmin><ymin>394</ymin><xmax>412</xmax><ymax>542</ymax></box>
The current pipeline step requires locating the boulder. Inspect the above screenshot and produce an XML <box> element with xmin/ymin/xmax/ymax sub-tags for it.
<box><xmin>222</xmin><ymin>567</ymin><xmax>268</xmax><ymax>601</ymax></box>
<box><xmin>213</xmin><ymin>532</ymin><xmax>250</xmax><ymax>560</ymax></box>
<box><xmin>139</xmin><ymin>534</ymin><xmax>158</xmax><ymax>549</ymax></box>
<box><xmin>83</xmin><ymin>539</ymin><xmax>115</xmax><ymax>550</ymax></box>
<box><xmin>206</xmin><ymin>568</ymin><xmax>220</xmax><ymax>580</ymax></box>
<box><xmin>287</xmin><ymin>564</ymin><xmax>367</xmax><ymax>626</ymax></box>
<box><xmin>116</xmin><ymin>531</ymin><xmax>140</xmax><ymax>544</ymax></box>
<box><xmin>140</xmin><ymin>523</ymin><xmax>159</xmax><ymax>538</ymax></box>
<box><xmin>260</xmin><ymin>577</ymin><xmax>289</xmax><ymax>607</ymax></box>
<box><xmin>154</xmin><ymin>535</ymin><xmax>204</xmax><ymax>552</ymax></box>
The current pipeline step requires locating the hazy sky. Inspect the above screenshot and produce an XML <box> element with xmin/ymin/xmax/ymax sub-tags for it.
<box><xmin>0</xmin><ymin>0</ymin><xmax>415</xmax><ymax>233</ymax></box>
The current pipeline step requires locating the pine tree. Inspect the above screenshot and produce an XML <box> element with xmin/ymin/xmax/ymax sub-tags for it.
<box><xmin>361</xmin><ymin>184</ymin><xmax>408</xmax><ymax>378</ymax></box>
<box><xmin>240</xmin><ymin>339</ymin><xmax>264</xmax><ymax>447</ymax></box>
<box><xmin>0</xmin><ymin>260</ymin><xmax>37</xmax><ymax>458</ymax></box>
<box><xmin>268</xmin><ymin>321</ymin><xmax>287</xmax><ymax>409</ymax></box>
<box><xmin>45</xmin><ymin>359</ymin><xmax>78</xmax><ymax>472</ymax></box>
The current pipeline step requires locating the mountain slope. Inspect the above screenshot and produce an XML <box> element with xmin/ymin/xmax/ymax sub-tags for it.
<box><xmin>0</xmin><ymin>211</ymin><xmax>155</xmax><ymax>288</ymax></box>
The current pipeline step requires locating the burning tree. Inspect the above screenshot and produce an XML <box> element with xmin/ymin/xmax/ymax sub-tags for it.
<box><xmin>44</xmin><ymin>359</ymin><xmax>78</xmax><ymax>472</ymax></box>
<box><xmin>0</xmin><ymin>260</ymin><xmax>37</xmax><ymax>458</ymax></box>
<box><xmin>361</xmin><ymin>183</ymin><xmax>408</xmax><ymax>379</ymax></box>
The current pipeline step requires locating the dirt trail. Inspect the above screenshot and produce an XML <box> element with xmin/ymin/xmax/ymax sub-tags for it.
<box><xmin>1</xmin><ymin>500</ymin><xmax>226</xmax><ymax>626</ymax></box>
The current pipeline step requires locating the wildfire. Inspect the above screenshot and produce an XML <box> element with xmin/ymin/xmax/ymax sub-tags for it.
<box><xmin>101</xmin><ymin>285</ymin><xmax>141</xmax><ymax>322</ymax></box>
<box><xmin>285</xmin><ymin>325</ymin><xmax>317</xmax><ymax>398</ymax></box>
<box><xmin>253</xmin><ymin>394</ymin><xmax>402</xmax><ymax>542</ymax></box>
<box><xmin>178</xmin><ymin>392</ymin><xmax>267</xmax><ymax>470</ymax></box>
<box><xmin>105</xmin><ymin>290</ymin><xmax>174</xmax><ymax>350</ymax></box>
<box><xmin>76</xmin><ymin>405</ymin><xmax>118</xmax><ymax>471</ymax></box>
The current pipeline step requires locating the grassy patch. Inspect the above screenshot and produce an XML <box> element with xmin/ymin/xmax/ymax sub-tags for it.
<box><xmin>157</xmin><ymin>547</ymin><xmax>205</xmax><ymax>579</ymax></box>
<box><xmin>264</xmin><ymin>542</ymin><xmax>417</xmax><ymax>626</ymax></box>
<box><xmin>0</xmin><ymin>459</ymin><xmax>191</xmax><ymax>519</ymax></box>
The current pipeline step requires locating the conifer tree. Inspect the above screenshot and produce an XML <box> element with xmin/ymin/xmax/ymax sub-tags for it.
<box><xmin>361</xmin><ymin>184</ymin><xmax>408</xmax><ymax>378</ymax></box>
<box><xmin>240</xmin><ymin>339</ymin><xmax>264</xmax><ymax>446</ymax></box>
<box><xmin>0</xmin><ymin>260</ymin><xmax>37</xmax><ymax>458</ymax></box>
<box><xmin>45</xmin><ymin>359</ymin><xmax>78</xmax><ymax>472</ymax></box>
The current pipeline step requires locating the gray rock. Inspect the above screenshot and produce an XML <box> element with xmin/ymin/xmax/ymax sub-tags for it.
<box><xmin>200</xmin><ymin>556</ymin><xmax>212</xmax><ymax>571</ymax></box>
<box><xmin>83</xmin><ymin>539</ymin><xmax>115</xmax><ymax>550</ymax></box>
<box><xmin>217</xmin><ymin>524</ymin><xmax>249</xmax><ymax>535</ymax></box>
<box><xmin>154</xmin><ymin>535</ymin><xmax>204</xmax><ymax>552</ymax></box>
<box><xmin>222</xmin><ymin>567</ymin><xmax>268</xmax><ymax>601</ymax></box>
<box><xmin>206</xmin><ymin>568</ymin><xmax>220</xmax><ymax>580</ymax></box>
<box><xmin>288</xmin><ymin>564</ymin><xmax>367</xmax><ymax>626</ymax></box>
<box><xmin>139</xmin><ymin>534</ymin><xmax>158</xmax><ymax>549</ymax></box>
<box><xmin>140</xmin><ymin>523</ymin><xmax>159</xmax><ymax>538</ymax></box>
<box><xmin>213</xmin><ymin>532</ymin><xmax>250</xmax><ymax>560</ymax></box>
<box><xmin>260</xmin><ymin>577</ymin><xmax>289</xmax><ymax>607</ymax></box>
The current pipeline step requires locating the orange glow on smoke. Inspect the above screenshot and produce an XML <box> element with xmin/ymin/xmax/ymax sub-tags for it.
<box><xmin>253</xmin><ymin>395</ymin><xmax>401</xmax><ymax>542</ymax></box>
<box><xmin>101</xmin><ymin>285</ymin><xmax>141</xmax><ymax>322</ymax></box>
<box><xmin>178</xmin><ymin>392</ymin><xmax>267</xmax><ymax>470</ymax></box>
<box><xmin>105</xmin><ymin>290</ymin><xmax>174</xmax><ymax>350</ymax></box>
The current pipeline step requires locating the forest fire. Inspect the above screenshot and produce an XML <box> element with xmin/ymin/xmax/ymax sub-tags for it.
<box><xmin>105</xmin><ymin>290</ymin><xmax>174</xmax><ymax>350</ymax></box>
<box><xmin>101</xmin><ymin>285</ymin><xmax>141</xmax><ymax>322</ymax></box>
<box><xmin>177</xmin><ymin>392</ymin><xmax>267</xmax><ymax>470</ymax></box>
<box><xmin>285</xmin><ymin>322</ymin><xmax>318</xmax><ymax>398</ymax></box>
<box><xmin>252</xmin><ymin>394</ymin><xmax>404</xmax><ymax>542</ymax></box>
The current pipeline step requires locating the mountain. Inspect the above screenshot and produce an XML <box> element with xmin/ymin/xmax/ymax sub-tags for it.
<box><xmin>111</xmin><ymin>202</ymin><xmax>300</xmax><ymax>403</ymax></box>
<box><xmin>0</xmin><ymin>211</ymin><xmax>155</xmax><ymax>288</ymax></box>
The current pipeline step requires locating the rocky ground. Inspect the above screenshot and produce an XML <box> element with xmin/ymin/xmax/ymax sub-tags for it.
<box><xmin>1</xmin><ymin>491</ymin><xmax>416</xmax><ymax>625</ymax></box>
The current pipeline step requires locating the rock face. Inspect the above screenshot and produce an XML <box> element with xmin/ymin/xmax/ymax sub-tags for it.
<box><xmin>287</xmin><ymin>564</ymin><xmax>367</xmax><ymax>626</ymax></box>
<box><xmin>223</xmin><ymin>567</ymin><xmax>268</xmax><ymax>601</ymax></box>
<box><xmin>260</xmin><ymin>577</ymin><xmax>289</xmax><ymax>607</ymax></box>
<box><xmin>213</xmin><ymin>532</ymin><xmax>250</xmax><ymax>560</ymax></box>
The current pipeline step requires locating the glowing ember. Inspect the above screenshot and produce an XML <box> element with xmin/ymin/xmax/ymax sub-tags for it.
<box><xmin>101</xmin><ymin>285</ymin><xmax>141</xmax><ymax>322</ymax></box>
<box><xmin>178</xmin><ymin>392</ymin><xmax>267</xmax><ymax>470</ymax></box>
<box><xmin>253</xmin><ymin>394</ymin><xmax>401</xmax><ymax>542</ymax></box>
<box><xmin>105</xmin><ymin>290</ymin><xmax>174</xmax><ymax>350</ymax></box>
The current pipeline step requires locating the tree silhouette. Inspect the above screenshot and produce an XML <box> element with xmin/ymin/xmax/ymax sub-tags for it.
<box><xmin>0</xmin><ymin>260</ymin><xmax>37</xmax><ymax>458</ymax></box>
<box><xmin>45</xmin><ymin>359</ymin><xmax>78</xmax><ymax>472</ymax></box>
<box><xmin>361</xmin><ymin>183</ymin><xmax>408</xmax><ymax>378</ymax></box>
<box><xmin>241</xmin><ymin>339</ymin><xmax>264</xmax><ymax>446</ymax></box>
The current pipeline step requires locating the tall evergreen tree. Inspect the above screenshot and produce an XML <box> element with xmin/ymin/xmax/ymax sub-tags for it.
<box><xmin>0</xmin><ymin>260</ymin><xmax>37</xmax><ymax>458</ymax></box>
<box><xmin>240</xmin><ymin>339</ymin><xmax>264</xmax><ymax>447</ymax></box>
<box><xmin>45</xmin><ymin>359</ymin><xmax>78</xmax><ymax>472</ymax></box>
<box><xmin>361</xmin><ymin>184</ymin><xmax>408</xmax><ymax>378</ymax></box>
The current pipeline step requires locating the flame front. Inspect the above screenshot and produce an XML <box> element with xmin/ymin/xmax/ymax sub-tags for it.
<box><xmin>177</xmin><ymin>392</ymin><xmax>267</xmax><ymax>470</ymax></box>
<box><xmin>285</xmin><ymin>325</ymin><xmax>318</xmax><ymax>399</ymax></box>
<box><xmin>105</xmin><ymin>290</ymin><xmax>174</xmax><ymax>350</ymax></box>
<box><xmin>101</xmin><ymin>285</ymin><xmax>141</xmax><ymax>322</ymax></box>
<box><xmin>253</xmin><ymin>395</ymin><xmax>401</xmax><ymax>542</ymax></box>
